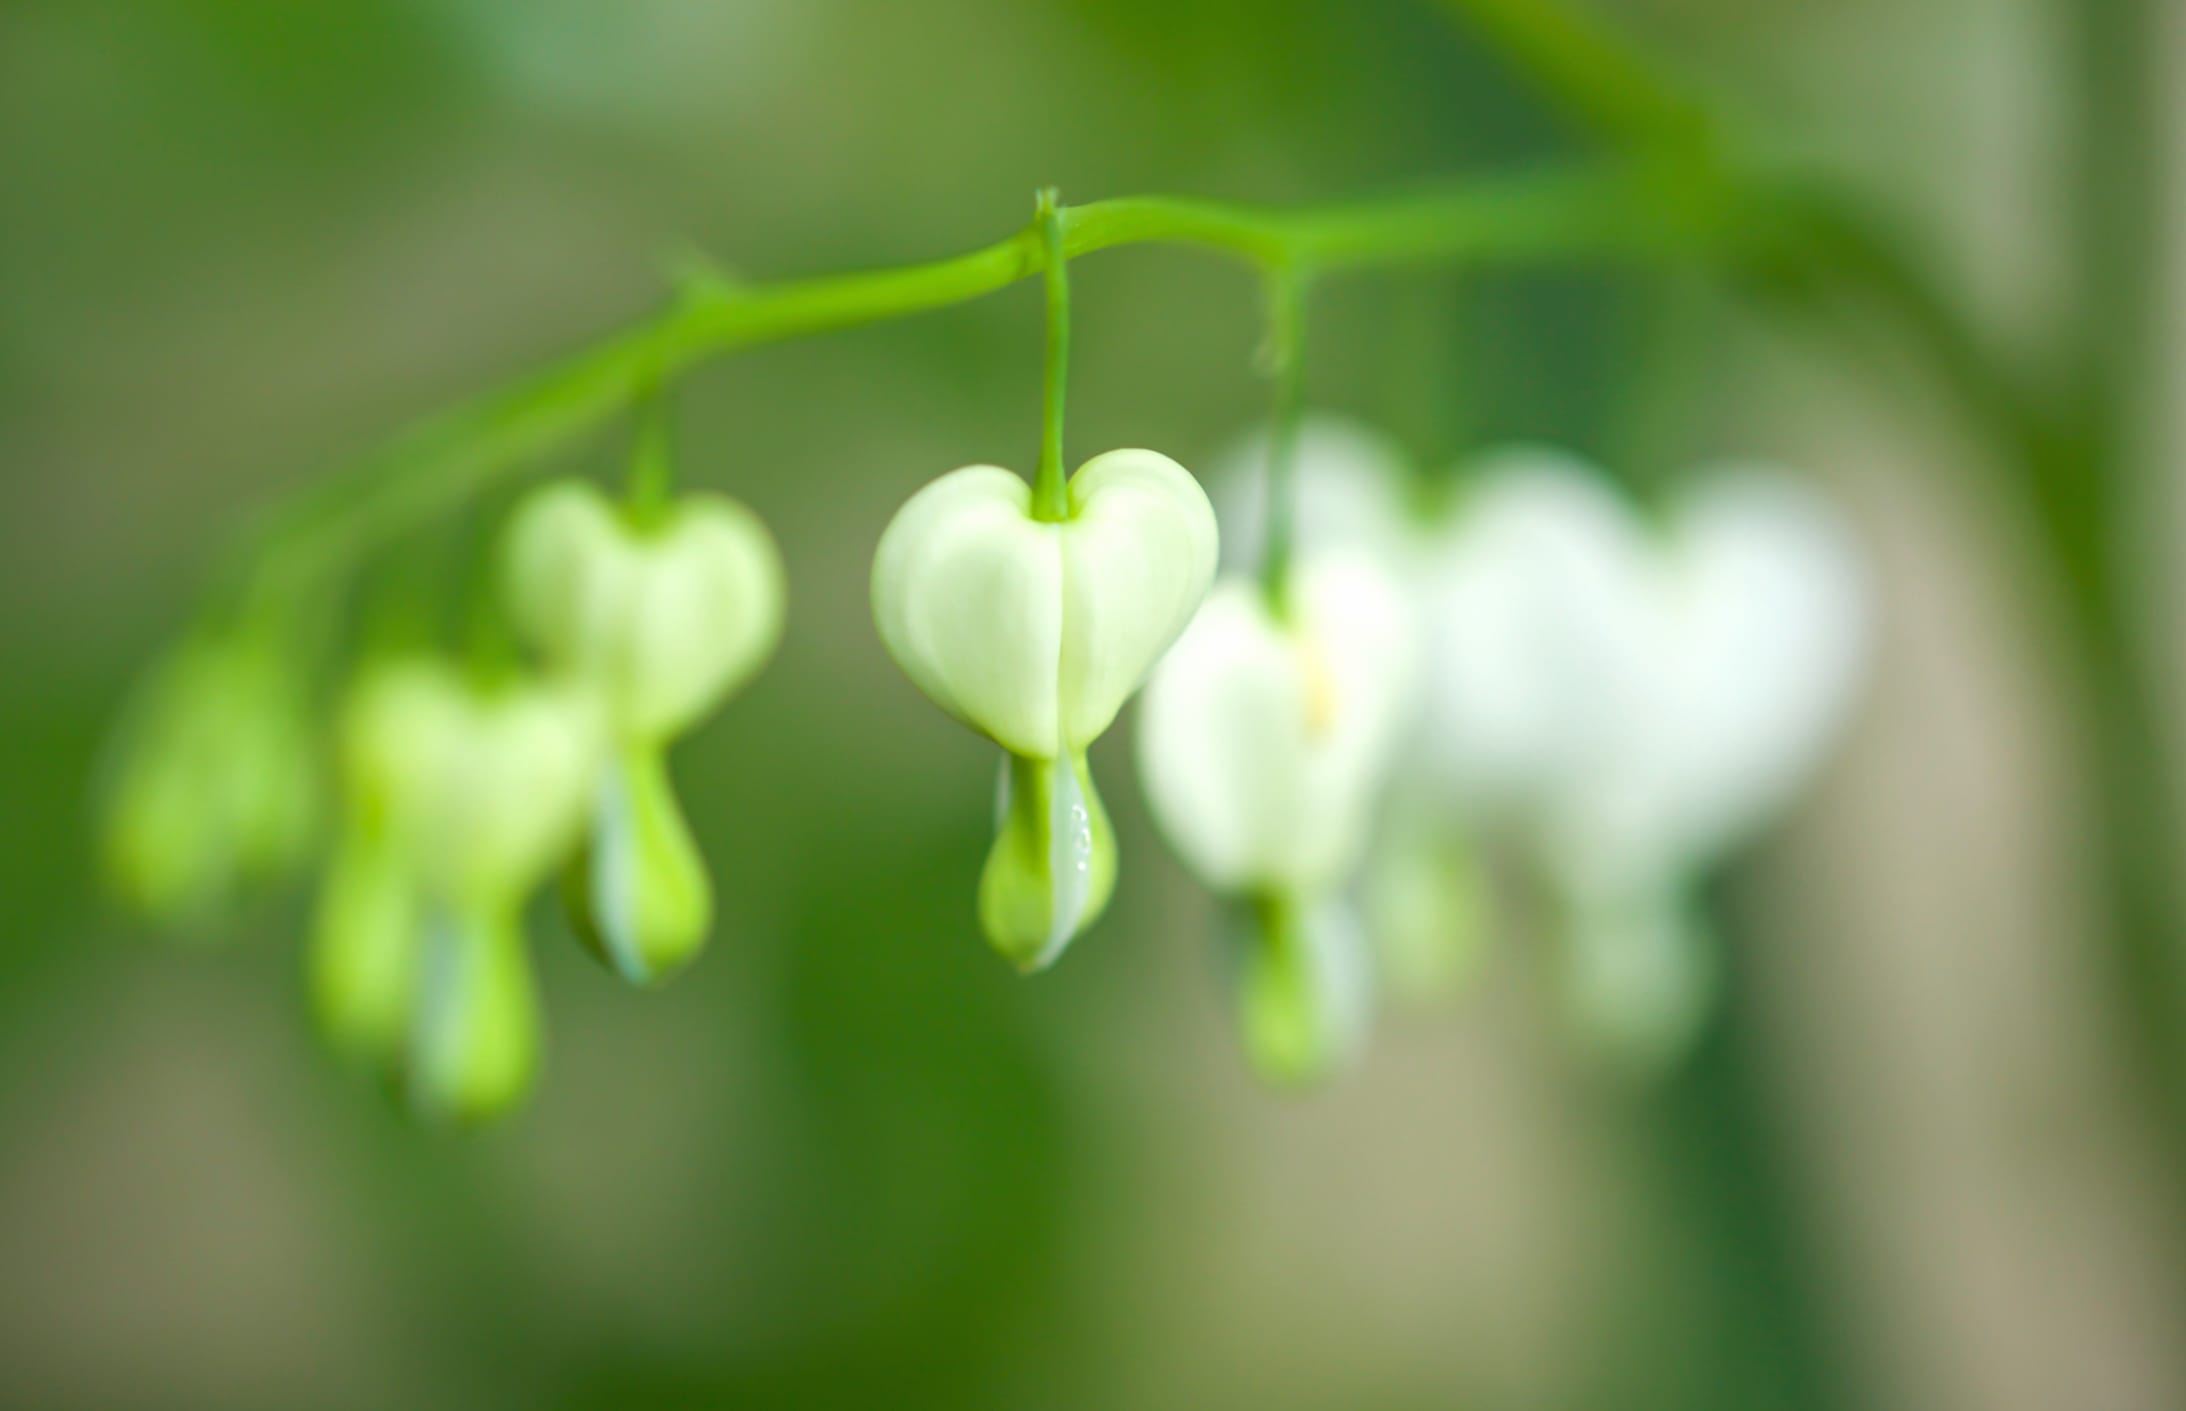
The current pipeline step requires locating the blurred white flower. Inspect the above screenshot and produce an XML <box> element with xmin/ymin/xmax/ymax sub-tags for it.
<box><xmin>1414</xmin><ymin>448</ymin><xmax>1660</xmax><ymax>825</ymax></box>
<box><xmin>1538</xmin><ymin>466</ymin><xmax>1870</xmax><ymax>892</ymax></box>
<box><xmin>1136</xmin><ymin>551</ymin><xmax>1419</xmax><ymax>898</ymax></box>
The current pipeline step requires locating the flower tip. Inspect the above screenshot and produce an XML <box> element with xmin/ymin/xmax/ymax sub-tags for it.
<box><xmin>977</xmin><ymin>752</ymin><xmax>1116</xmax><ymax>973</ymax></box>
<box><xmin>562</xmin><ymin>746</ymin><xmax>714</xmax><ymax>987</ymax></box>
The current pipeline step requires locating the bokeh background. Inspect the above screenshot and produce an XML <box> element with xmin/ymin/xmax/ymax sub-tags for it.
<box><xmin>4</xmin><ymin>1</ymin><xmax>2185</xmax><ymax>1408</ymax></box>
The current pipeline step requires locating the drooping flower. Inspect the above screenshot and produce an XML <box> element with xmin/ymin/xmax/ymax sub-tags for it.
<box><xmin>1536</xmin><ymin>466</ymin><xmax>1869</xmax><ymax>887</ymax></box>
<box><xmin>101</xmin><ymin>636</ymin><xmax>317</xmax><ymax>926</ymax></box>
<box><xmin>1136</xmin><ymin>550</ymin><xmax>1418</xmax><ymax>1080</ymax></box>
<box><xmin>872</xmin><ymin>448</ymin><xmax>1217</xmax><ymax>970</ymax></box>
<box><xmin>1414</xmin><ymin>448</ymin><xmax>1661</xmax><ymax>826</ymax></box>
<box><xmin>309</xmin><ymin>660</ymin><xmax>597</xmax><ymax>1122</ymax></box>
<box><xmin>503</xmin><ymin>478</ymin><xmax>785</xmax><ymax>985</ymax></box>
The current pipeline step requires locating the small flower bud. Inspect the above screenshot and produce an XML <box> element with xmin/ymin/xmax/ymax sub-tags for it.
<box><xmin>1555</xmin><ymin>882</ymin><xmax>1718</xmax><ymax>1077</ymax></box>
<box><xmin>978</xmin><ymin>751</ymin><xmax>1116</xmax><ymax>972</ymax></box>
<box><xmin>871</xmin><ymin>449</ymin><xmax>1217</xmax><ymax>759</ymax></box>
<box><xmin>102</xmin><ymin>637</ymin><xmax>317</xmax><ymax>926</ymax></box>
<box><xmin>1232</xmin><ymin>896</ymin><xmax>1373</xmax><ymax>1087</ymax></box>
<box><xmin>562</xmin><ymin>742</ymin><xmax>712</xmax><ymax>985</ymax></box>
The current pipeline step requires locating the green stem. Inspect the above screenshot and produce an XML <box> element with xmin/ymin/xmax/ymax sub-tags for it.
<box><xmin>216</xmin><ymin>161</ymin><xmax>1738</xmax><ymax>619</ymax></box>
<box><xmin>1258</xmin><ymin>266</ymin><xmax>1308</xmax><ymax>615</ymax></box>
<box><xmin>1031</xmin><ymin>190</ymin><xmax>1071</xmax><ymax>523</ymax></box>
<box><xmin>2060</xmin><ymin>0</ymin><xmax>2186</xmax><ymax>1140</ymax></box>
<box><xmin>625</xmin><ymin>365</ymin><xmax>676</xmax><ymax>528</ymax></box>
<box><xmin>1431</xmin><ymin>0</ymin><xmax>1715</xmax><ymax>150</ymax></box>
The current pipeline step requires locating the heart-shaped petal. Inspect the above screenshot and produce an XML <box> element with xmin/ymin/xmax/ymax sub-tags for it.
<box><xmin>871</xmin><ymin>449</ymin><xmax>1217</xmax><ymax>757</ymax></box>
<box><xmin>342</xmin><ymin>661</ymin><xmax>599</xmax><ymax>901</ymax></box>
<box><xmin>1415</xmin><ymin>448</ymin><xmax>1659</xmax><ymax>821</ymax></box>
<box><xmin>1136</xmin><ymin>551</ymin><xmax>1418</xmax><ymax>896</ymax></box>
<box><xmin>505</xmin><ymin>479</ymin><xmax>785</xmax><ymax>741</ymax></box>
<box><xmin>1541</xmin><ymin>468</ymin><xmax>1868</xmax><ymax>886</ymax></box>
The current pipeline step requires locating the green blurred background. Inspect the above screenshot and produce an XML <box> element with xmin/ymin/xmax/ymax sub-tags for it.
<box><xmin>4</xmin><ymin>1</ymin><xmax>2184</xmax><ymax>1408</ymax></box>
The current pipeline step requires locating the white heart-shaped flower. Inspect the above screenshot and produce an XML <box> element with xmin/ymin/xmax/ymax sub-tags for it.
<box><xmin>871</xmin><ymin>448</ymin><xmax>1218</xmax><ymax>758</ymax></box>
<box><xmin>1543</xmin><ymin>467</ymin><xmax>1868</xmax><ymax>887</ymax></box>
<box><xmin>505</xmin><ymin>479</ymin><xmax>786</xmax><ymax>742</ymax></box>
<box><xmin>1136</xmin><ymin>550</ymin><xmax>1418</xmax><ymax>896</ymax></box>
<box><xmin>1416</xmin><ymin>448</ymin><xmax>1659</xmax><ymax>822</ymax></box>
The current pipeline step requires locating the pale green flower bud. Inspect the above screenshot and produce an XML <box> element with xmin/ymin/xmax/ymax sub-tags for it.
<box><xmin>1364</xmin><ymin>808</ymin><xmax>1488</xmax><ymax>1004</ymax></box>
<box><xmin>1136</xmin><ymin>551</ymin><xmax>1417</xmax><ymax>897</ymax></box>
<box><xmin>978</xmin><ymin>751</ymin><xmax>1116</xmax><ymax>972</ymax></box>
<box><xmin>1233</xmin><ymin>896</ymin><xmax>1373</xmax><ymax>1088</ymax></box>
<box><xmin>101</xmin><ymin>637</ymin><xmax>317</xmax><ymax>925</ymax></box>
<box><xmin>871</xmin><ymin>449</ymin><xmax>1217</xmax><ymax>759</ymax></box>
<box><xmin>504</xmin><ymin>479</ymin><xmax>785</xmax><ymax>742</ymax></box>
<box><xmin>1555</xmin><ymin>882</ymin><xmax>1718</xmax><ymax>1077</ymax></box>
<box><xmin>562</xmin><ymin>742</ymin><xmax>712</xmax><ymax>985</ymax></box>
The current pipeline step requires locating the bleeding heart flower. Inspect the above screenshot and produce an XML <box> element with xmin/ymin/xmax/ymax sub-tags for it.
<box><xmin>503</xmin><ymin>478</ymin><xmax>785</xmax><ymax>985</ymax></box>
<box><xmin>871</xmin><ymin>449</ymin><xmax>1218</xmax><ymax>760</ymax></box>
<box><xmin>871</xmin><ymin>448</ymin><xmax>1215</xmax><ymax>969</ymax></box>
<box><xmin>309</xmin><ymin>660</ymin><xmax>597</xmax><ymax>1122</ymax></box>
<box><xmin>1136</xmin><ymin>551</ymin><xmax>1418</xmax><ymax>898</ymax></box>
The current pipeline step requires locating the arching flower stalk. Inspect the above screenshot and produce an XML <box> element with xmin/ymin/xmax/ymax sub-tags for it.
<box><xmin>503</xmin><ymin>474</ymin><xmax>785</xmax><ymax>985</ymax></box>
<box><xmin>309</xmin><ymin>661</ymin><xmax>597</xmax><ymax>1122</ymax></box>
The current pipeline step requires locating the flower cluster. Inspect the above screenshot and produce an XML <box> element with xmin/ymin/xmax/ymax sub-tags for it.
<box><xmin>1143</xmin><ymin>418</ymin><xmax>1869</xmax><ymax>1077</ymax></box>
<box><xmin>104</xmin><ymin>456</ymin><xmax>786</xmax><ymax>1121</ymax></box>
<box><xmin>101</xmin><ymin>391</ymin><xmax>1861</xmax><ymax>1113</ymax></box>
